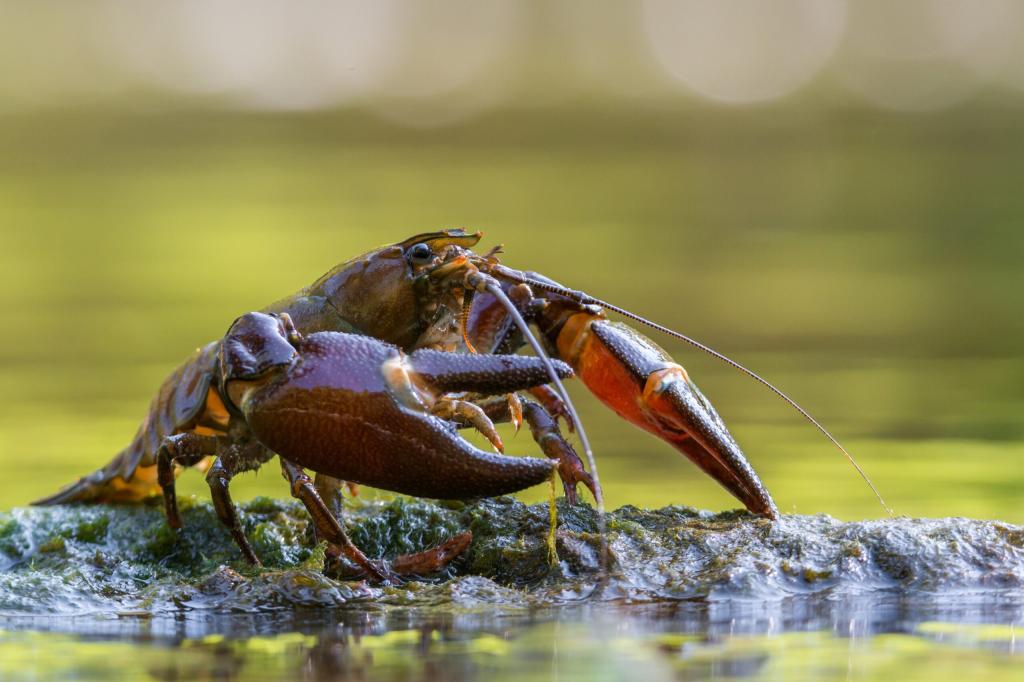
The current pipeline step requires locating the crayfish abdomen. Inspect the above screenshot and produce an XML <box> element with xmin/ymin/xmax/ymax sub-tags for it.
<box><xmin>32</xmin><ymin>342</ymin><xmax>226</xmax><ymax>505</ymax></box>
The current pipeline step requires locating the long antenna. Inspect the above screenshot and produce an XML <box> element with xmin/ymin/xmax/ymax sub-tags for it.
<box><xmin>474</xmin><ymin>274</ymin><xmax>609</xmax><ymax>573</ymax></box>
<box><xmin>493</xmin><ymin>264</ymin><xmax>892</xmax><ymax>517</ymax></box>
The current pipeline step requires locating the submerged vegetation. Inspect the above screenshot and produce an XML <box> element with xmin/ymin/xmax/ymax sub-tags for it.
<box><xmin>0</xmin><ymin>497</ymin><xmax>1021</xmax><ymax>617</ymax></box>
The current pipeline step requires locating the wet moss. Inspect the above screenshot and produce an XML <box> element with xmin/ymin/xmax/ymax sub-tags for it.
<box><xmin>802</xmin><ymin>568</ymin><xmax>833</xmax><ymax>583</ymax></box>
<box><xmin>298</xmin><ymin>542</ymin><xmax>327</xmax><ymax>573</ymax></box>
<box><xmin>245</xmin><ymin>496</ymin><xmax>289</xmax><ymax>515</ymax></box>
<box><xmin>143</xmin><ymin>520</ymin><xmax>180</xmax><ymax>560</ymax></box>
<box><xmin>71</xmin><ymin>516</ymin><xmax>109</xmax><ymax>543</ymax></box>
<box><xmin>348</xmin><ymin>497</ymin><xmax>462</xmax><ymax>561</ymax></box>
<box><xmin>995</xmin><ymin>525</ymin><xmax>1024</xmax><ymax>549</ymax></box>
<box><xmin>0</xmin><ymin>498</ymin><xmax>1020</xmax><ymax>617</ymax></box>
<box><xmin>38</xmin><ymin>536</ymin><xmax>66</xmax><ymax>554</ymax></box>
<box><xmin>0</xmin><ymin>517</ymin><xmax>21</xmax><ymax>556</ymax></box>
<box><xmin>250</xmin><ymin>517</ymin><xmax>307</xmax><ymax>567</ymax></box>
<box><xmin>842</xmin><ymin>542</ymin><xmax>865</xmax><ymax>559</ymax></box>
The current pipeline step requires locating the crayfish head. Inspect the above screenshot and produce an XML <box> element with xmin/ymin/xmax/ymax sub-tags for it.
<box><xmin>411</xmin><ymin>230</ymin><xmax>508</xmax><ymax>351</ymax></box>
<box><xmin>305</xmin><ymin>229</ymin><xmax>485</xmax><ymax>350</ymax></box>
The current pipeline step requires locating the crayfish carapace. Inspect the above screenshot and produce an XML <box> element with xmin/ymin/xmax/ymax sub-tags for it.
<box><xmin>35</xmin><ymin>230</ymin><xmax>885</xmax><ymax>581</ymax></box>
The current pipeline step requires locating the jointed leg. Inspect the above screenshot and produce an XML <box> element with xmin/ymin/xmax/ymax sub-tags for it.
<box><xmin>313</xmin><ymin>473</ymin><xmax>345</xmax><ymax>522</ymax></box>
<box><xmin>522</xmin><ymin>401</ymin><xmax>598</xmax><ymax>504</ymax></box>
<box><xmin>528</xmin><ymin>385</ymin><xmax>575</xmax><ymax>433</ymax></box>
<box><xmin>312</xmin><ymin>473</ymin><xmax>347</xmax><ymax>560</ymax></box>
<box><xmin>283</xmin><ymin>460</ymin><xmax>472</xmax><ymax>583</ymax></box>
<box><xmin>468</xmin><ymin>395</ymin><xmax>597</xmax><ymax>504</ymax></box>
<box><xmin>280</xmin><ymin>458</ymin><xmax>395</xmax><ymax>583</ymax></box>
<box><xmin>431</xmin><ymin>398</ymin><xmax>505</xmax><ymax>453</ymax></box>
<box><xmin>206</xmin><ymin>456</ymin><xmax>260</xmax><ymax>565</ymax></box>
<box><xmin>156</xmin><ymin>432</ymin><xmax>219</xmax><ymax>529</ymax></box>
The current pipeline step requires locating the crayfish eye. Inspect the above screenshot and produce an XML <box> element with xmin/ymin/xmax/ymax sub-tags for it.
<box><xmin>406</xmin><ymin>242</ymin><xmax>433</xmax><ymax>265</ymax></box>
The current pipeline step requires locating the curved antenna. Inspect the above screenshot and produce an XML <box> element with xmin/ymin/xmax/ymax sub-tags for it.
<box><xmin>492</xmin><ymin>264</ymin><xmax>892</xmax><ymax>517</ymax></box>
<box><xmin>474</xmin><ymin>274</ymin><xmax>609</xmax><ymax>572</ymax></box>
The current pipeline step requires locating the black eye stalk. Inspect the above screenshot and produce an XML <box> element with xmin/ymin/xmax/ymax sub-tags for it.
<box><xmin>407</xmin><ymin>242</ymin><xmax>433</xmax><ymax>264</ymax></box>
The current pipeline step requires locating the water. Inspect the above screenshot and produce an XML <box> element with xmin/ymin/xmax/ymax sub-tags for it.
<box><xmin>1</xmin><ymin>105</ymin><xmax>1023</xmax><ymax>678</ymax></box>
<box><xmin>2</xmin><ymin>602</ymin><xmax>1022</xmax><ymax>682</ymax></box>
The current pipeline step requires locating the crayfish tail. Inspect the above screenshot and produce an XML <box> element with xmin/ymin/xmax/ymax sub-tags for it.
<box><xmin>32</xmin><ymin>475</ymin><xmax>104</xmax><ymax>506</ymax></box>
<box><xmin>32</xmin><ymin>456</ymin><xmax>163</xmax><ymax>506</ymax></box>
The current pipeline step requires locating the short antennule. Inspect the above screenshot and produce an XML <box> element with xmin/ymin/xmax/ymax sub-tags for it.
<box><xmin>492</xmin><ymin>264</ymin><xmax>893</xmax><ymax>517</ymax></box>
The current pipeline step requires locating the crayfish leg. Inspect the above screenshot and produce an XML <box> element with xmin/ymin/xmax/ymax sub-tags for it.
<box><xmin>313</xmin><ymin>473</ymin><xmax>345</xmax><ymax>522</ymax></box>
<box><xmin>528</xmin><ymin>385</ymin><xmax>575</xmax><ymax>433</ymax></box>
<box><xmin>431</xmin><ymin>398</ymin><xmax>505</xmax><ymax>453</ymax></box>
<box><xmin>280</xmin><ymin>459</ymin><xmax>396</xmax><ymax>583</ymax></box>
<box><xmin>465</xmin><ymin>396</ymin><xmax>596</xmax><ymax>503</ymax></box>
<box><xmin>313</xmin><ymin>472</ymin><xmax>348</xmax><ymax>560</ymax></box>
<box><xmin>206</xmin><ymin>455</ymin><xmax>261</xmax><ymax>566</ymax></box>
<box><xmin>281</xmin><ymin>459</ymin><xmax>474</xmax><ymax>584</ymax></box>
<box><xmin>330</xmin><ymin>532</ymin><xmax>474</xmax><ymax>581</ymax></box>
<box><xmin>521</xmin><ymin>401</ymin><xmax>598</xmax><ymax>504</ymax></box>
<box><xmin>155</xmin><ymin>432</ymin><xmax>219</xmax><ymax>529</ymax></box>
<box><xmin>387</xmin><ymin>532</ymin><xmax>473</xmax><ymax>577</ymax></box>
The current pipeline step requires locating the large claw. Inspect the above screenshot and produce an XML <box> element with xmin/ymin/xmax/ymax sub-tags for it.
<box><xmin>231</xmin><ymin>323</ymin><xmax>565</xmax><ymax>502</ymax></box>
<box><xmin>554</xmin><ymin>314</ymin><xmax>779</xmax><ymax>519</ymax></box>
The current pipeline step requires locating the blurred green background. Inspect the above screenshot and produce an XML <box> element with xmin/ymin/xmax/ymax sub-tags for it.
<box><xmin>2</xmin><ymin>1</ymin><xmax>1024</xmax><ymax>523</ymax></box>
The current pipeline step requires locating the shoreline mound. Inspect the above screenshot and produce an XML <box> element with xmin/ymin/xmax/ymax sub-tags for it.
<box><xmin>0</xmin><ymin>497</ymin><xmax>1021</xmax><ymax>616</ymax></box>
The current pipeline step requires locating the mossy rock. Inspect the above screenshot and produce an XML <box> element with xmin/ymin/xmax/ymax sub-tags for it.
<box><xmin>0</xmin><ymin>498</ymin><xmax>1021</xmax><ymax>617</ymax></box>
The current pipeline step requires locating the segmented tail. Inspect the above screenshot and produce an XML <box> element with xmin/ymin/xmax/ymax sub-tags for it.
<box><xmin>33</xmin><ymin>454</ymin><xmax>163</xmax><ymax>505</ymax></box>
<box><xmin>33</xmin><ymin>342</ymin><xmax>222</xmax><ymax>506</ymax></box>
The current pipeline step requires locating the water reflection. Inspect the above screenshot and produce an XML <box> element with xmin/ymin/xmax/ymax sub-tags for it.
<box><xmin>2</xmin><ymin>596</ymin><xmax>1022</xmax><ymax>680</ymax></box>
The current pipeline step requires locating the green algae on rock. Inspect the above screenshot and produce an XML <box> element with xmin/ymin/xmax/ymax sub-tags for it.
<box><xmin>0</xmin><ymin>497</ymin><xmax>1022</xmax><ymax>616</ymax></box>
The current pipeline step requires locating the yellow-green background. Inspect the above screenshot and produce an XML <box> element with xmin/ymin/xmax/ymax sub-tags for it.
<box><xmin>1</xmin><ymin>105</ymin><xmax>1023</xmax><ymax>521</ymax></box>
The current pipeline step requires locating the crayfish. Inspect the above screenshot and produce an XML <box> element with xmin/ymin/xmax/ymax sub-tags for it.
<box><xmin>36</xmin><ymin>231</ymin><xmax>884</xmax><ymax>582</ymax></box>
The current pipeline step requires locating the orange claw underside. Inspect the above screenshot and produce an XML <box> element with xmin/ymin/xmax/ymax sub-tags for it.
<box><xmin>556</xmin><ymin>313</ymin><xmax>779</xmax><ymax>519</ymax></box>
<box><xmin>557</xmin><ymin>316</ymin><xmax>651</xmax><ymax>428</ymax></box>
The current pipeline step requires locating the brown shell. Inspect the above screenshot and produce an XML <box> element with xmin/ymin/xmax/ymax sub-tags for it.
<box><xmin>114</xmin><ymin>341</ymin><xmax>222</xmax><ymax>480</ymax></box>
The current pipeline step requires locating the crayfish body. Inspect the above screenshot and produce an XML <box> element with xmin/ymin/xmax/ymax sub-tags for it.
<box><xmin>36</xmin><ymin>230</ymin><xmax>784</xmax><ymax>581</ymax></box>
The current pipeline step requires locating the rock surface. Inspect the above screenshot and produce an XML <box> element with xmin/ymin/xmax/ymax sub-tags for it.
<box><xmin>0</xmin><ymin>496</ymin><xmax>1022</xmax><ymax>616</ymax></box>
